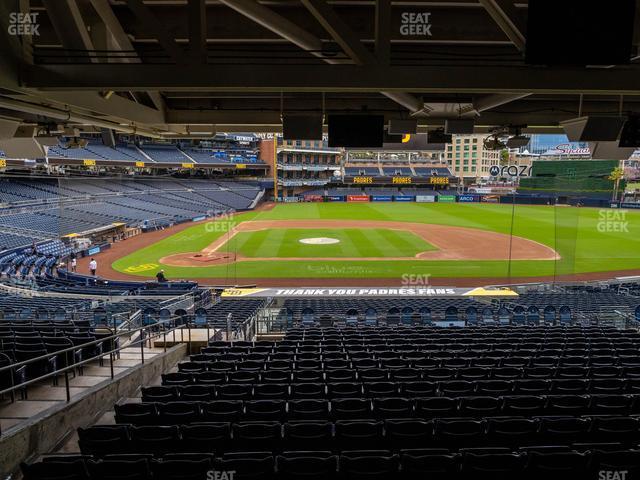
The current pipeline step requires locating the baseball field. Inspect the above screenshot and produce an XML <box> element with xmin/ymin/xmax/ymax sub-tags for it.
<box><xmin>101</xmin><ymin>202</ymin><xmax>640</xmax><ymax>285</ymax></box>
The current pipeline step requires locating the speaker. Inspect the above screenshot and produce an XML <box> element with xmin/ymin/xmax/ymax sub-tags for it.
<box><xmin>328</xmin><ymin>115</ymin><xmax>384</xmax><ymax>147</ymax></box>
<box><xmin>561</xmin><ymin>116</ymin><xmax>626</xmax><ymax>142</ymax></box>
<box><xmin>588</xmin><ymin>141</ymin><xmax>636</xmax><ymax>160</ymax></box>
<box><xmin>445</xmin><ymin>119</ymin><xmax>475</xmax><ymax>134</ymax></box>
<box><xmin>282</xmin><ymin>114</ymin><xmax>323</xmax><ymax>140</ymax></box>
<box><xmin>526</xmin><ymin>0</ymin><xmax>635</xmax><ymax>65</ymax></box>
<box><xmin>619</xmin><ymin>116</ymin><xmax>640</xmax><ymax>147</ymax></box>
<box><xmin>427</xmin><ymin>129</ymin><xmax>452</xmax><ymax>144</ymax></box>
<box><xmin>388</xmin><ymin>119</ymin><xmax>418</xmax><ymax>135</ymax></box>
<box><xmin>0</xmin><ymin>119</ymin><xmax>19</xmax><ymax>140</ymax></box>
<box><xmin>101</xmin><ymin>128</ymin><xmax>116</xmax><ymax>147</ymax></box>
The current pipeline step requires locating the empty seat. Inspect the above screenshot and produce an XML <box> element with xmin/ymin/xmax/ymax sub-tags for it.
<box><xmin>283</xmin><ymin>421</ymin><xmax>333</xmax><ymax>451</ymax></box>
<box><xmin>232</xmin><ymin>422</ymin><xmax>282</xmax><ymax>452</ymax></box>
<box><xmin>180</xmin><ymin>422</ymin><xmax>231</xmax><ymax>453</ymax></box>
<box><xmin>385</xmin><ymin>419</ymin><xmax>432</xmax><ymax>450</ymax></box>
<box><xmin>335</xmin><ymin>420</ymin><xmax>384</xmax><ymax>451</ymax></box>
<box><xmin>339</xmin><ymin>450</ymin><xmax>399</xmax><ymax>480</ymax></box>
<box><xmin>78</xmin><ymin>425</ymin><xmax>130</xmax><ymax>456</ymax></box>
<box><xmin>276</xmin><ymin>452</ymin><xmax>338</xmax><ymax>480</ymax></box>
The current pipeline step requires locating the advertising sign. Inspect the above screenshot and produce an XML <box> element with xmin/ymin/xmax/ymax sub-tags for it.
<box><xmin>481</xmin><ymin>195</ymin><xmax>500</xmax><ymax>203</ymax></box>
<box><xmin>489</xmin><ymin>165</ymin><xmax>532</xmax><ymax>177</ymax></box>
<box><xmin>352</xmin><ymin>176</ymin><xmax>374</xmax><ymax>184</ymax></box>
<box><xmin>326</xmin><ymin>195</ymin><xmax>345</xmax><ymax>202</ymax></box>
<box><xmin>438</xmin><ymin>195</ymin><xmax>456</xmax><ymax>203</ymax></box>
<box><xmin>304</xmin><ymin>195</ymin><xmax>324</xmax><ymax>202</ymax></box>
<box><xmin>416</xmin><ymin>195</ymin><xmax>436</xmax><ymax>203</ymax></box>
<box><xmin>222</xmin><ymin>286</ymin><xmax>518</xmax><ymax>298</ymax></box>
<box><xmin>429</xmin><ymin>176</ymin><xmax>449</xmax><ymax>185</ymax></box>
<box><xmin>458</xmin><ymin>195</ymin><xmax>479</xmax><ymax>203</ymax></box>
<box><xmin>392</xmin><ymin>176</ymin><xmax>413</xmax><ymax>185</ymax></box>
<box><xmin>347</xmin><ymin>195</ymin><xmax>370</xmax><ymax>202</ymax></box>
<box><xmin>371</xmin><ymin>195</ymin><xmax>393</xmax><ymax>202</ymax></box>
<box><xmin>394</xmin><ymin>195</ymin><xmax>415</xmax><ymax>202</ymax></box>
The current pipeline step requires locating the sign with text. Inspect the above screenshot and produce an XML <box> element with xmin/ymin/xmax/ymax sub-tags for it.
<box><xmin>489</xmin><ymin>165</ymin><xmax>532</xmax><ymax>177</ymax></box>
<box><xmin>222</xmin><ymin>286</ymin><xmax>517</xmax><ymax>298</ymax></box>
<box><xmin>392</xmin><ymin>176</ymin><xmax>413</xmax><ymax>185</ymax></box>
<box><xmin>353</xmin><ymin>176</ymin><xmax>374</xmax><ymax>184</ymax></box>
<box><xmin>429</xmin><ymin>176</ymin><xmax>449</xmax><ymax>185</ymax></box>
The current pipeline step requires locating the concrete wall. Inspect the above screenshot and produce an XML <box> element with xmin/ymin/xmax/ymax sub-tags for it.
<box><xmin>0</xmin><ymin>344</ymin><xmax>187</xmax><ymax>478</ymax></box>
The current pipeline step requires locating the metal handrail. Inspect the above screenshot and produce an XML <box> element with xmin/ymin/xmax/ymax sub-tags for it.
<box><xmin>0</xmin><ymin>316</ymin><xmax>200</xmax><ymax>400</ymax></box>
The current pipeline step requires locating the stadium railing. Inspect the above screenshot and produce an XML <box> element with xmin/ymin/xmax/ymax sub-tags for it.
<box><xmin>0</xmin><ymin>315</ymin><xmax>228</xmax><ymax>435</ymax></box>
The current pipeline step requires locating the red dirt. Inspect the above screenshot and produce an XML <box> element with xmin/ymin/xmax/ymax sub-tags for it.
<box><xmin>75</xmin><ymin>212</ymin><xmax>640</xmax><ymax>287</ymax></box>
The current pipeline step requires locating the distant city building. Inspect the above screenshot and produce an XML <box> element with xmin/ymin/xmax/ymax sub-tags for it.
<box><xmin>445</xmin><ymin>134</ymin><xmax>501</xmax><ymax>178</ymax></box>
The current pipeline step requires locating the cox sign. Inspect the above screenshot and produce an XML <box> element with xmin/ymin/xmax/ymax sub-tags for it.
<box><xmin>489</xmin><ymin>165</ymin><xmax>531</xmax><ymax>177</ymax></box>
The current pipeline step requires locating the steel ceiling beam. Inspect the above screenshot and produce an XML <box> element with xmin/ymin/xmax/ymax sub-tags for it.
<box><xmin>42</xmin><ymin>0</ymin><xmax>97</xmax><ymax>62</ymax></box>
<box><xmin>125</xmin><ymin>0</ymin><xmax>185</xmax><ymax>63</ymax></box>
<box><xmin>478</xmin><ymin>0</ymin><xmax>526</xmax><ymax>52</ymax></box>
<box><xmin>25</xmin><ymin>63</ymin><xmax>640</xmax><ymax>95</ymax></box>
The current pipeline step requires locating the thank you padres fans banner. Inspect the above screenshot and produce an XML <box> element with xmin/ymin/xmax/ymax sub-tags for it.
<box><xmin>222</xmin><ymin>287</ymin><xmax>517</xmax><ymax>298</ymax></box>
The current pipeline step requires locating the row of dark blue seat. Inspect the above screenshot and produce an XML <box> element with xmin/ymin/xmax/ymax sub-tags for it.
<box><xmin>115</xmin><ymin>395</ymin><xmax>640</xmax><ymax>424</ymax></box>
<box><xmin>23</xmin><ymin>447</ymin><xmax>640</xmax><ymax>480</ymax></box>
<box><xmin>81</xmin><ymin>417</ymin><xmax>640</xmax><ymax>455</ymax></box>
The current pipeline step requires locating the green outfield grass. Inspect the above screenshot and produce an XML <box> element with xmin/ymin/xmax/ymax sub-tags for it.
<box><xmin>111</xmin><ymin>202</ymin><xmax>640</xmax><ymax>279</ymax></box>
<box><xmin>220</xmin><ymin>228</ymin><xmax>436</xmax><ymax>258</ymax></box>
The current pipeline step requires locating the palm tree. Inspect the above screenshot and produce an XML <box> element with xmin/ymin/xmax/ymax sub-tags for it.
<box><xmin>608</xmin><ymin>166</ymin><xmax>625</xmax><ymax>202</ymax></box>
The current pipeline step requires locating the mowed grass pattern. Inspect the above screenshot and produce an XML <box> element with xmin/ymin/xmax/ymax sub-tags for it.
<box><xmin>221</xmin><ymin>228</ymin><xmax>436</xmax><ymax>258</ymax></box>
<box><xmin>111</xmin><ymin>203</ymin><xmax>640</xmax><ymax>279</ymax></box>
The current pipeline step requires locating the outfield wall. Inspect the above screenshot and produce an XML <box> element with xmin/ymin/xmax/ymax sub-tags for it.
<box><xmin>292</xmin><ymin>193</ymin><xmax>619</xmax><ymax>208</ymax></box>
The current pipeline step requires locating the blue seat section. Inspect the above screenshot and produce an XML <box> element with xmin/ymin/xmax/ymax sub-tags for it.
<box><xmin>21</xmin><ymin>324</ymin><xmax>640</xmax><ymax>480</ymax></box>
<box><xmin>382</xmin><ymin>167</ymin><xmax>413</xmax><ymax>176</ymax></box>
<box><xmin>414</xmin><ymin>167</ymin><xmax>452</xmax><ymax>176</ymax></box>
<box><xmin>344</xmin><ymin>166</ymin><xmax>380</xmax><ymax>176</ymax></box>
<box><xmin>0</xmin><ymin>179</ymin><xmax>263</xmax><ymax>246</ymax></box>
<box><xmin>138</xmin><ymin>144</ymin><xmax>193</xmax><ymax>163</ymax></box>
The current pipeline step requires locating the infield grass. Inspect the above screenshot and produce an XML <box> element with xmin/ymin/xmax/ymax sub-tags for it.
<box><xmin>111</xmin><ymin>202</ymin><xmax>640</xmax><ymax>280</ymax></box>
<box><xmin>220</xmin><ymin>228</ymin><xmax>436</xmax><ymax>258</ymax></box>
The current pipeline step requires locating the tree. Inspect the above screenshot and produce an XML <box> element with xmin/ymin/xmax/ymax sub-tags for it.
<box><xmin>499</xmin><ymin>149</ymin><xmax>510</xmax><ymax>166</ymax></box>
<box><xmin>608</xmin><ymin>166</ymin><xmax>625</xmax><ymax>202</ymax></box>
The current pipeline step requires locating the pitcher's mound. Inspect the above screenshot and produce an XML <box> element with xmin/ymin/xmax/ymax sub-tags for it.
<box><xmin>299</xmin><ymin>237</ymin><xmax>341</xmax><ymax>245</ymax></box>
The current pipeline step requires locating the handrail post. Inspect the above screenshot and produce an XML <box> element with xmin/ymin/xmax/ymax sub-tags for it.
<box><xmin>187</xmin><ymin>323</ymin><xmax>192</xmax><ymax>356</ymax></box>
<box><xmin>64</xmin><ymin>370</ymin><xmax>70</xmax><ymax>402</ymax></box>
<box><xmin>140</xmin><ymin>330</ymin><xmax>145</xmax><ymax>364</ymax></box>
<box><xmin>109</xmin><ymin>351</ymin><xmax>114</xmax><ymax>379</ymax></box>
